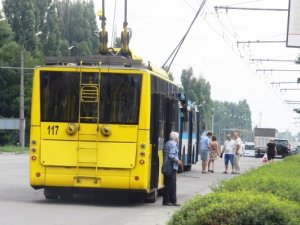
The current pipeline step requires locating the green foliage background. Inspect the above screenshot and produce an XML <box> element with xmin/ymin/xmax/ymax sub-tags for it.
<box><xmin>0</xmin><ymin>0</ymin><xmax>98</xmax><ymax>145</ymax></box>
<box><xmin>180</xmin><ymin>67</ymin><xmax>253</xmax><ymax>143</ymax></box>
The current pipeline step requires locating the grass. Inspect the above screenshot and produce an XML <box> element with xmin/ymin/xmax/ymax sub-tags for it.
<box><xmin>0</xmin><ymin>145</ymin><xmax>29</xmax><ymax>153</ymax></box>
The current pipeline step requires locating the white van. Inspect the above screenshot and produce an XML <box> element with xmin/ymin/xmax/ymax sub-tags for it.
<box><xmin>244</xmin><ymin>142</ymin><xmax>255</xmax><ymax>157</ymax></box>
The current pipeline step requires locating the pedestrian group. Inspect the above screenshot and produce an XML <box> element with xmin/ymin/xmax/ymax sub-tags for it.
<box><xmin>200</xmin><ymin>131</ymin><xmax>243</xmax><ymax>174</ymax></box>
<box><xmin>162</xmin><ymin>130</ymin><xmax>243</xmax><ymax>207</ymax></box>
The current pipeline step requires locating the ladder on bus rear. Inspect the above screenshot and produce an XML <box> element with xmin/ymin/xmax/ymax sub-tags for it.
<box><xmin>75</xmin><ymin>61</ymin><xmax>101</xmax><ymax>184</ymax></box>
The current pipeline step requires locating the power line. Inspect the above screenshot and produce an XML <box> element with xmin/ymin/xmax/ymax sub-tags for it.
<box><xmin>257</xmin><ymin>69</ymin><xmax>300</xmax><ymax>72</ymax></box>
<box><xmin>281</xmin><ymin>88</ymin><xmax>300</xmax><ymax>91</ymax></box>
<box><xmin>162</xmin><ymin>0</ymin><xmax>207</xmax><ymax>71</ymax></box>
<box><xmin>270</xmin><ymin>81</ymin><xmax>298</xmax><ymax>85</ymax></box>
<box><xmin>214</xmin><ymin>6</ymin><xmax>288</xmax><ymax>12</ymax></box>
<box><xmin>237</xmin><ymin>40</ymin><xmax>285</xmax><ymax>45</ymax></box>
<box><xmin>250</xmin><ymin>59</ymin><xmax>296</xmax><ymax>63</ymax></box>
<box><xmin>285</xmin><ymin>100</ymin><xmax>300</xmax><ymax>104</ymax></box>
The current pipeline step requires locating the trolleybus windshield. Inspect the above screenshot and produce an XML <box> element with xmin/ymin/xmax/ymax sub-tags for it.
<box><xmin>40</xmin><ymin>71</ymin><xmax>142</xmax><ymax>124</ymax></box>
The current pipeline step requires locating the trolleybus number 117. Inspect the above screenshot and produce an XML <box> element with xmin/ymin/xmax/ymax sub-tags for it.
<box><xmin>47</xmin><ymin>125</ymin><xmax>59</xmax><ymax>135</ymax></box>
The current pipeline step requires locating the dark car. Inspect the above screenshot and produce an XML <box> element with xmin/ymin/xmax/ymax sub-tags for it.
<box><xmin>274</xmin><ymin>139</ymin><xmax>290</xmax><ymax>158</ymax></box>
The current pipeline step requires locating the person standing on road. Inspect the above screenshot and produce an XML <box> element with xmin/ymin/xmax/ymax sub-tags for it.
<box><xmin>200</xmin><ymin>131</ymin><xmax>213</xmax><ymax>174</ymax></box>
<box><xmin>221</xmin><ymin>133</ymin><xmax>235</xmax><ymax>174</ymax></box>
<box><xmin>233</xmin><ymin>132</ymin><xmax>242</xmax><ymax>174</ymax></box>
<box><xmin>266</xmin><ymin>139</ymin><xmax>277</xmax><ymax>162</ymax></box>
<box><xmin>208</xmin><ymin>135</ymin><xmax>218</xmax><ymax>173</ymax></box>
<box><xmin>162</xmin><ymin>131</ymin><xmax>182</xmax><ymax>206</ymax></box>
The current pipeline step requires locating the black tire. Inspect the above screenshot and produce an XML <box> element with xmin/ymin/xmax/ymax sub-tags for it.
<box><xmin>44</xmin><ymin>188</ymin><xmax>59</xmax><ymax>200</ymax></box>
<box><xmin>143</xmin><ymin>188</ymin><xmax>158</xmax><ymax>203</ymax></box>
<box><xmin>158</xmin><ymin>187</ymin><xmax>164</xmax><ymax>196</ymax></box>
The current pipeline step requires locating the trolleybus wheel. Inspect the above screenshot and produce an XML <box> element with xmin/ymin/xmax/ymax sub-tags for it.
<box><xmin>143</xmin><ymin>188</ymin><xmax>158</xmax><ymax>203</ymax></box>
<box><xmin>158</xmin><ymin>187</ymin><xmax>164</xmax><ymax>196</ymax></box>
<box><xmin>44</xmin><ymin>188</ymin><xmax>59</xmax><ymax>200</ymax></box>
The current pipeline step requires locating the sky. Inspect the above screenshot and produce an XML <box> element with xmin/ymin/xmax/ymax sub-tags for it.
<box><xmin>92</xmin><ymin>0</ymin><xmax>300</xmax><ymax>134</ymax></box>
<box><xmin>1</xmin><ymin>0</ymin><xmax>299</xmax><ymax>134</ymax></box>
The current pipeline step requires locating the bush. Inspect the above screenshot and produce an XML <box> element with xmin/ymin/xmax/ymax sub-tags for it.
<box><xmin>169</xmin><ymin>191</ymin><xmax>300</xmax><ymax>225</ymax></box>
<box><xmin>168</xmin><ymin>154</ymin><xmax>300</xmax><ymax>225</ymax></box>
<box><xmin>213</xmin><ymin>154</ymin><xmax>300</xmax><ymax>204</ymax></box>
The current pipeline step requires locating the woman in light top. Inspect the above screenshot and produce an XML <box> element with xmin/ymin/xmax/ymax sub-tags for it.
<box><xmin>208</xmin><ymin>135</ymin><xmax>218</xmax><ymax>173</ymax></box>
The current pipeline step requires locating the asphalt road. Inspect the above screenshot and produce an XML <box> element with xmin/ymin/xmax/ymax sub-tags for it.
<box><xmin>0</xmin><ymin>153</ymin><xmax>266</xmax><ymax>225</ymax></box>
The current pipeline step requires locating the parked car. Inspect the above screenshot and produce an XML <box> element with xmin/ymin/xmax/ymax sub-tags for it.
<box><xmin>243</xmin><ymin>142</ymin><xmax>255</xmax><ymax>157</ymax></box>
<box><xmin>273</xmin><ymin>139</ymin><xmax>290</xmax><ymax>158</ymax></box>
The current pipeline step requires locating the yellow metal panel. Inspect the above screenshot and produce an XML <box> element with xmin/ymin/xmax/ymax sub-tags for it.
<box><xmin>45</xmin><ymin>174</ymin><xmax>74</xmax><ymax>187</ymax></box>
<box><xmin>40</xmin><ymin>122</ymin><xmax>139</xmax><ymax>142</ymax></box>
<box><xmin>41</xmin><ymin>140</ymin><xmax>77</xmax><ymax>166</ymax></box>
<box><xmin>78</xmin><ymin>141</ymin><xmax>97</xmax><ymax>164</ymax></box>
<box><xmin>98</xmin><ymin>125</ymin><xmax>138</xmax><ymax>142</ymax></box>
<box><xmin>98</xmin><ymin>142</ymin><xmax>137</xmax><ymax>168</ymax></box>
<box><xmin>138</xmin><ymin>72</ymin><xmax>151</xmax><ymax>130</ymax></box>
<box><xmin>31</xmin><ymin>69</ymin><xmax>41</xmax><ymax>125</ymax></box>
<box><xmin>41</xmin><ymin>122</ymin><xmax>78</xmax><ymax>140</ymax></box>
<box><xmin>40</xmin><ymin>140</ymin><xmax>137</xmax><ymax>169</ymax></box>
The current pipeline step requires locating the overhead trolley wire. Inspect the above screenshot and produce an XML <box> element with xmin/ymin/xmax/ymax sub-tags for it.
<box><xmin>162</xmin><ymin>0</ymin><xmax>207</xmax><ymax>72</ymax></box>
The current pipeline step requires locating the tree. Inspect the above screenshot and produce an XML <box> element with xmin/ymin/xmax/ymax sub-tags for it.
<box><xmin>0</xmin><ymin>19</ymin><xmax>22</xmax><ymax>145</ymax></box>
<box><xmin>57</xmin><ymin>0</ymin><xmax>99</xmax><ymax>56</ymax></box>
<box><xmin>39</xmin><ymin>0</ymin><xmax>64</xmax><ymax>56</ymax></box>
<box><xmin>212</xmin><ymin>100</ymin><xmax>252</xmax><ymax>143</ymax></box>
<box><xmin>3</xmin><ymin>0</ymin><xmax>38</xmax><ymax>51</ymax></box>
<box><xmin>181</xmin><ymin>67</ymin><xmax>213</xmax><ymax>130</ymax></box>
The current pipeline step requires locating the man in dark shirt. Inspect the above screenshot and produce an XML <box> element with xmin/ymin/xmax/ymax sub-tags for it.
<box><xmin>162</xmin><ymin>132</ymin><xmax>182</xmax><ymax>206</ymax></box>
<box><xmin>266</xmin><ymin>140</ymin><xmax>277</xmax><ymax>162</ymax></box>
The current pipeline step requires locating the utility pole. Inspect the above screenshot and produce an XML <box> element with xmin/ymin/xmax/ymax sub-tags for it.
<box><xmin>19</xmin><ymin>31</ymin><xmax>42</xmax><ymax>148</ymax></box>
<box><xmin>19</xmin><ymin>47</ymin><xmax>25</xmax><ymax>148</ymax></box>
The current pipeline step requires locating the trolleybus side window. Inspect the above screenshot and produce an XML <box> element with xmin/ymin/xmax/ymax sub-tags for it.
<box><xmin>40</xmin><ymin>71</ymin><xmax>79</xmax><ymax>122</ymax></box>
<box><xmin>100</xmin><ymin>74</ymin><xmax>142</xmax><ymax>124</ymax></box>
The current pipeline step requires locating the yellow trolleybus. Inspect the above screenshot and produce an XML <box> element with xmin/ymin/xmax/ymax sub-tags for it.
<box><xmin>29</xmin><ymin>54</ymin><xmax>187</xmax><ymax>202</ymax></box>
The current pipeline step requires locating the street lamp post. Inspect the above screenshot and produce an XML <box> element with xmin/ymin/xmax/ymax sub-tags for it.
<box><xmin>19</xmin><ymin>47</ymin><xmax>25</xmax><ymax>147</ymax></box>
<box><xmin>19</xmin><ymin>31</ymin><xmax>42</xmax><ymax>148</ymax></box>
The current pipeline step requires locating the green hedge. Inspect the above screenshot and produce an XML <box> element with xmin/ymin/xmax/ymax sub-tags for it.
<box><xmin>168</xmin><ymin>154</ymin><xmax>300</xmax><ymax>225</ymax></box>
<box><xmin>213</xmin><ymin>155</ymin><xmax>300</xmax><ymax>204</ymax></box>
<box><xmin>169</xmin><ymin>191</ymin><xmax>300</xmax><ymax>225</ymax></box>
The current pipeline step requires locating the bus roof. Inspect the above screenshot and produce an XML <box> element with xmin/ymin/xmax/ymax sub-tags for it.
<box><xmin>43</xmin><ymin>54</ymin><xmax>170</xmax><ymax>80</ymax></box>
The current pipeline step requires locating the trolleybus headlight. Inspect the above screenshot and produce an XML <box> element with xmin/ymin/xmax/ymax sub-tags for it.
<box><xmin>140</xmin><ymin>143</ymin><xmax>146</xmax><ymax>149</ymax></box>
<box><xmin>66</xmin><ymin>123</ymin><xmax>78</xmax><ymax>135</ymax></box>
<box><xmin>101</xmin><ymin>125</ymin><xmax>112</xmax><ymax>136</ymax></box>
<box><xmin>140</xmin><ymin>151</ymin><xmax>145</xmax><ymax>156</ymax></box>
<box><xmin>36</xmin><ymin>172</ymin><xmax>41</xmax><ymax>177</ymax></box>
<box><xmin>31</xmin><ymin>140</ymin><xmax>37</xmax><ymax>145</ymax></box>
<box><xmin>134</xmin><ymin>176</ymin><xmax>139</xmax><ymax>181</ymax></box>
<box><xmin>31</xmin><ymin>148</ymin><xmax>36</xmax><ymax>153</ymax></box>
<box><xmin>139</xmin><ymin>159</ymin><xmax>145</xmax><ymax>164</ymax></box>
<box><xmin>31</xmin><ymin>155</ymin><xmax>37</xmax><ymax>161</ymax></box>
